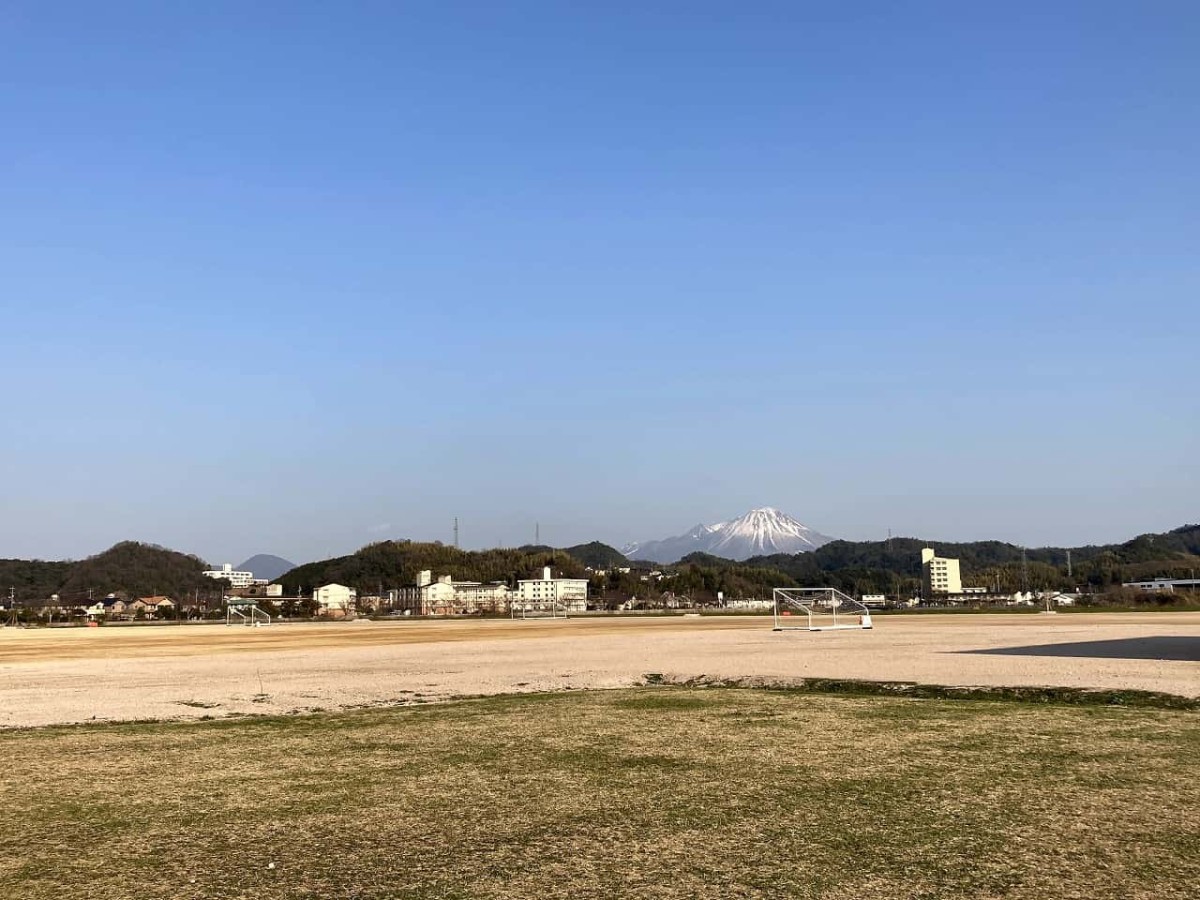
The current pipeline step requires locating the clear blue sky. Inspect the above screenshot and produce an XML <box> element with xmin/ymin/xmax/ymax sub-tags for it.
<box><xmin>2</xmin><ymin>2</ymin><xmax>1197</xmax><ymax>564</ymax></box>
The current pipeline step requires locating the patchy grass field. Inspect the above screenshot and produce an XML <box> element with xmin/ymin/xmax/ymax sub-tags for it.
<box><xmin>1</xmin><ymin>689</ymin><xmax>1198</xmax><ymax>899</ymax></box>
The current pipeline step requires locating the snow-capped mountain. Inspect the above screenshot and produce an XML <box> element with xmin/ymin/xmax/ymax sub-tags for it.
<box><xmin>622</xmin><ymin>508</ymin><xmax>834</xmax><ymax>563</ymax></box>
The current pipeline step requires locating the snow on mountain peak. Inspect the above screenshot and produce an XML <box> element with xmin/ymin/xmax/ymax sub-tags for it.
<box><xmin>624</xmin><ymin>508</ymin><xmax>835</xmax><ymax>563</ymax></box>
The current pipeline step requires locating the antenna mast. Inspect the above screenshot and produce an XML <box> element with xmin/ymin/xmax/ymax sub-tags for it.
<box><xmin>453</xmin><ymin>517</ymin><xmax>460</xmax><ymax>549</ymax></box>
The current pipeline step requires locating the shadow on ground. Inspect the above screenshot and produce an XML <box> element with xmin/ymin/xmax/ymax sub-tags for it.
<box><xmin>963</xmin><ymin>636</ymin><xmax>1200</xmax><ymax>662</ymax></box>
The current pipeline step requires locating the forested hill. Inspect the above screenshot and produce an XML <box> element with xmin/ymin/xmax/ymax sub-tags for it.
<box><xmin>508</xmin><ymin>542</ymin><xmax>629</xmax><ymax>568</ymax></box>
<box><xmin>0</xmin><ymin>558</ymin><xmax>72</xmax><ymax>601</ymax></box>
<box><xmin>562</xmin><ymin>542</ymin><xmax>629</xmax><ymax>569</ymax></box>
<box><xmin>0</xmin><ymin>542</ymin><xmax>222</xmax><ymax>602</ymax></box>
<box><xmin>734</xmin><ymin>524</ymin><xmax>1200</xmax><ymax>594</ymax></box>
<box><xmin>2</xmin><ymin>539</ymin><xmax>623</xmax><ymax>602</ymax></box>
<box><xmin>276</xmin><ymin>541</ymin><xmax>593</xmax><ymax>594</ymax></box>
<box><xmin>4</xmin><ymin>526</ymin><xmax>1195</xmax><ymax>604</ymax></box>
<box><xmin>818</xmin><ymin>525</ymin><xmax>1199</xmax><ymax>569</ymax></box>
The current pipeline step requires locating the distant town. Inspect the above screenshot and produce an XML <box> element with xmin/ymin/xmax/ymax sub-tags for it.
<box><xmin>4</xmin><ymin>529</ymin><xmax>1197</xmax><ymax>626</ymax></box>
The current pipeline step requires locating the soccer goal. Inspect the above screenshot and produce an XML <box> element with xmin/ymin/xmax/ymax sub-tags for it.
<box><xmin>773</xmin><ymin>588</ymin><xmax>872</xmax><ymax>632</ymax></box>
<box><xmin>226</xmin><ymin>599</ymin><xmax>271</xmax><ymax>627</ymax></box>
<box><xmin>510</xmin><ymin>601</ymin><xmax>568</xmax><ymax>620</ymax></box>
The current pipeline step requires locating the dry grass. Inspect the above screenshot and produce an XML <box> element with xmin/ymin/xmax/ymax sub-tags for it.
<box><xmin>1</xmin><ymin>688</ymin><xmax>1198</xmax><ymax>899</ymax></box>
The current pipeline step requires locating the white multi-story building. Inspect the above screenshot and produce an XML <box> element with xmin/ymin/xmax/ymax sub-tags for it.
<box><xmin>921</xmin><ymin>548</ymin><xmax>962</xmax><ymax>596</ymax></box>
<box><xmin>202</xmin><ymin>563</ymin><xmax>266</xmax><ymax>589</ymax></box>
<box><xmin>1124</xmin><ymin>578</ymin><xmax>1200</xmax><ymax>593</ymax></box>
<box><xmin>515</xmin><ymin>567</ymin><xmax>588</xmax><ymax>613</ymax></box>
<box><xmin>415</xmin><ymin>571</ymin><xmax>508</xmax><ymax>615</ymax></box>
<box><xmin>313</xmin><ymin>583</ymin><xmax>357</xmax><ymax>615</ymax></box>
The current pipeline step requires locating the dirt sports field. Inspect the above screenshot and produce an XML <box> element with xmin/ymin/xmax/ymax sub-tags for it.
<box><xmin>3</xmin><ymin>613</ymin><xmax>1200</xmax><ymax>899</ymax></box>
<box><xmin>2</xmin><ymin>612</ymin><xmax>1198</xmax><ymax>727</ymax></box>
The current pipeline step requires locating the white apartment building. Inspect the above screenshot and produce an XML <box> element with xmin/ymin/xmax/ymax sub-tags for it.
<box><xmin>202</xmin><ymin>563</ymin><xmax>267</xmax><ymax>589</ymax></box>
<box><xmin>313</xmin><ymin>583</ymin><xmax>357</xmax><ymax>615</ymax></box>
<box><xmin>1124</xmin><ymin>578</ymin><xmax>1200</xmax><ymax>593</ymax></box>
<box><xmin>921</xmin><ymin>548</ymin><xmax>962</xmax><ymax>596</ymax></box>
<box><xmin>515</xmin><ymin>567</ymin><xmax>588</xmax><ymax>613</ymax></box>
<box><xmin>414</xmin><ymin>571</ymin><xmax>508</xmax><ymax>615</ymax></box>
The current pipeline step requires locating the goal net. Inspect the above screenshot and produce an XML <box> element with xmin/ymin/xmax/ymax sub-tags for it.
<box><xmin>226</xmin><ymin>600</ymin><xmax>271</xmax><ymax>627</ymax></box>
<box><xmin>773</xmin><ymin>588</ymin><xmax>872</xmax><ymax>632</ymax></box>
<box><xmin>510</xmin><ymin>600</ymin><xmax>568</xmax><ymax>620</ymax></box>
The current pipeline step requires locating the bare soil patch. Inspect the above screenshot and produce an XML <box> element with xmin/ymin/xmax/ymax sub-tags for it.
<box><xmin>2</xmin><ymin>613</ymin><xmax>1198</xmax><ymax>727</ymax></box>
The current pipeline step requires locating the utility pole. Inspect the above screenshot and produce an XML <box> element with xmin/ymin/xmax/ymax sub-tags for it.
<box><xmin>535</xmin><ymin>522</ymin><xmax>540</xmax><ymax>545</ymax></box>
<box><xmin>1066</xmin><ymin>549</ymin><xmax>1072</xmax><ymax>581</ymax></box>
<box><xmin>1021</xmin><ymin>547</ymin><xmax>1029</xmax><ymax>593</ymax></box>
<box><xmin>453</xmin><ymin>517</ymin><xmax>460</xmax><ymax>549</ymax></box>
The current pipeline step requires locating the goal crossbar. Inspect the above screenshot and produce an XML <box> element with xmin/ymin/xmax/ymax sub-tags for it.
<box><xmin>510</xmin><ymin>602</ymin><xmax>568</xmax><ymax>620</ymax></box>
<box><xmin>226</xmin><ymin>602</ymin><xmax>271</xmax><ymax>627</ymax></box>
<box><xmin>773</xmin><ymin>588</ymin><xmax>872</xmax><ymax>632</ymax></box>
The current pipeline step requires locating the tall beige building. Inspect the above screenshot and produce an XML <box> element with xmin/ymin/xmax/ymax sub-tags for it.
<box><xmin>921</xmin><ymin>548</ymin><xmax>962</xmax><ymax>596</ymax></box>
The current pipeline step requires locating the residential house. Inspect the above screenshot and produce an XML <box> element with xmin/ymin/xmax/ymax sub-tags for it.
<box><xmin>131</xmin><ymin>596</ymin><xmax>175</xmax><ymax>619</ymax></box>
<box><xmin>81</xmin><ymin>595</ymin><xmax>129</xmax><ymax>620</ymax></box>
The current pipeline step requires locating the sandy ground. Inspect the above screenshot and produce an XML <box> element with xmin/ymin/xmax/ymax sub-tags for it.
<box><xmin>2</xmin><ymin>613</ymin><xmax>1198</xmax><ymax>728</ymax></box>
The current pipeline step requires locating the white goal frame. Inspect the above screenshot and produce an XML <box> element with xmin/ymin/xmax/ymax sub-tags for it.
<box><xmin>226</xmin><ymin>601</ymin><xmax>271</xmax><ymax>627</ymax></box>
<box><xmin>510</xmin><ymin>601</ymin><xmax>568</xmax><ymax>620</ymax></box>
<box><xmin>773</xmin><ymin>588</ymin><xmax>872</xmax><ymax>632</ymax></box>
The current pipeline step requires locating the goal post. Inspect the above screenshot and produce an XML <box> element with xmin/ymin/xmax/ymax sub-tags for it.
<box><xmin>226</xmin><ymin>599</ymin><xmax>271</xmax><ymax>627</ymax></box>
<box><xmin>773</xmin><ymin>588</ymin><xmax>873</xmax><ymax>632</ymax></box>
<box><xmin>510</xmin><ymin>600</ymin><xmax>568</xmax><ymax>620</ymax></box>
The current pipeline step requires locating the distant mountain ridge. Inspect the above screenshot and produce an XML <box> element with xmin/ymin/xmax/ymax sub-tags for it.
<box><xmin>237</xmin><ymin>554</ymin><xmax>297</xmax><ymax>581</ymax></box>
<box><xmin>1</xmin><ymin>524</ymin><xmax>1196</xmax><ymax>604</ymax></box>
<box><xmin>624</xmin><ymin>508</ymin><xmax>835</xmax><ymax>563</ymax></box>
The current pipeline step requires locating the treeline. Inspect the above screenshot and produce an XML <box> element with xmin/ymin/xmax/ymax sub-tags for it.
<box><xmin>720</xmin><ymin>524</ymin><xmax>1200</xmax><ymax>597</ymax></box>
<box><xmin>594</xmin><ymin>558</ymin><xmax>796</xmax><ymax>604</ymax></box>
<box><xmin>274</xmin><ymin>540</ymin><xmax>797</xmax><ymax>607</ymax></box>
<box><xmin>560</xmin><ymin>541</ymin><xmax>630</xmax><ymax>569</ymax></box>
<box><xmin>0</xmin><ymin>559</ymin><xmax>73</xmax><ymax>601</ymax></box>
<box><xmin>276</xmin><ymin>540</ymin><xmax>592</xmax><ymax>595</ymax></box>
<box><xmin>599</xmin><ymin>525</ymin><xmax>1200</xmax><ymax>601</ymax></box>
<box><xmin>1</xmin><ymin>542</ymin><xmax>225</xmax><ymax>603</ymax></box>
<box><xmin>5</xmin><ymin>524</ymin><xmax>1197</xmax><ymax>607</ymax></box>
